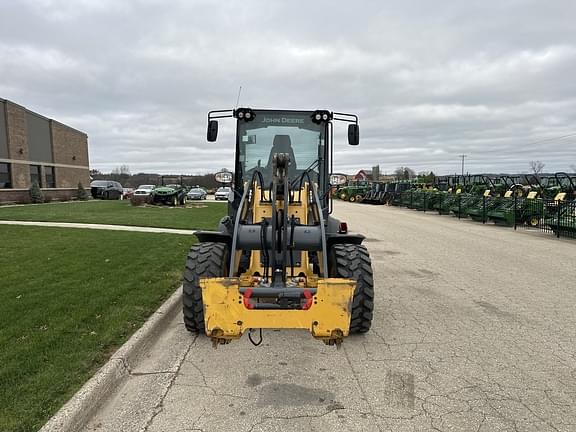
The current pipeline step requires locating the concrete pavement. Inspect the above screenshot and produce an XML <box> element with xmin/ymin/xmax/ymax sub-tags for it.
<box><xmin>83</xmin><ymin>200</ymin><xmax>576</xmax><ymax>431</ymax></box>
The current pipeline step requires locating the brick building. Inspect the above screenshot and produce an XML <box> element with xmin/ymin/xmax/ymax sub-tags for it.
<box><xmin>0</xmin><ymin>98</ymin><xmax>90</xmax><ymax>204</ymax></box>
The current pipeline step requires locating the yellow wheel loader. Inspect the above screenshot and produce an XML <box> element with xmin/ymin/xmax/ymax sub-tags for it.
<box><xmin>183</xmin><ymin>108</ymin><xmax>374</xmax><ymax>347</ymax></box>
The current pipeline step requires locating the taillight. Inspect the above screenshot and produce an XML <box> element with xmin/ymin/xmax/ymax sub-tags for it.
<box><xmin>338</xmin><ymin>222</ymin><xmax>348</xmax><ymax>234</ymax></box>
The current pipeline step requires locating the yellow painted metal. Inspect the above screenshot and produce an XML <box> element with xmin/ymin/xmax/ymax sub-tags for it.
<box><xmin>483</xmin><ymin>189</ymin><xmax>491</xmax><ymax>197</ymax></box>
<box><xmin>527</xmin><ymin>191</ymin><xmax>538</xmax><ymax>199</ymax></box>
<box><xmin>201</xmin><ymin>181</ymin><xmax>357</xmax><ymax>346</ymax></box>
<box><xmin>201</xmin><ymin>277</ymin><xmax>355</xmax><ymax>345</ymax></box>
<box><xmin>554</xmin><ymin>192</ymin><xmax>566</xmax><ymax>201</ymax></box>
<box><xmin>504</xmin><ymin>191</ymin><xmax>513</xmax><ymax>198</ymax></box>
<box><xmin>241</xmin><ymin>184</ymin><xmax>313</xmax><ymax>278</ymax></box>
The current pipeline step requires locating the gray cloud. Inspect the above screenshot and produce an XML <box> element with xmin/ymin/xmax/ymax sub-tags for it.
<box><xmin>1</xmin><ymin>0</ymin><xmax>575</xmax><ymax>175</ymax></box>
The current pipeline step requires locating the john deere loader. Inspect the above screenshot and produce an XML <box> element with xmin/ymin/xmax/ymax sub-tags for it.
<box><xmin>182</xmin><ymin>108</ymin><xmax>374</xmax><ymax>347</ymax></box>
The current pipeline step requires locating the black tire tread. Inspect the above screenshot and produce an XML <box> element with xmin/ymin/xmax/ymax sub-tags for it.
<box><xmin>182</xmin><ymin>242</ymin><xmax>228</xmax><ymax>333</ymax></box>
<box><xmin>329</xmin><ymin>244</ymin><xmax>374</xmax><ymax>333</ymax></box>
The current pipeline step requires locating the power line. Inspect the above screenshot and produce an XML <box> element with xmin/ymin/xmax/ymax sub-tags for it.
<box><xmin>521</xmin><ymin>132</ymin><xmax>576</xmax><ymax>146</ymax></box>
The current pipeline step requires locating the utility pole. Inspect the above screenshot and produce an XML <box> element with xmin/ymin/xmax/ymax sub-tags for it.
<box><xmin>459</xmin><ymin>154</ymin><xmax>467</xmax><ymax>177</ymax></box>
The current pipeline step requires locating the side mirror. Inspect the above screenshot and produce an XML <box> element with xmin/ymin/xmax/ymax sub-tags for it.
<box><xmin>207</xmin><ymin>120</ymin><xmax>219</xmax><ymax>142</ymax></box>
<box><xmin>348</xmin><ymin>124</ymin><xmax>359</xmax><ymax>146</ymax></box>
<box><xmin>330</xmin><ymin>174</ymin><xmax>348</xmax><ymax>186</ymax></box>
<box><xmin>215</xmin><ymin>171</ymin><xmax>233</xmax><ymax>184</ymax></box>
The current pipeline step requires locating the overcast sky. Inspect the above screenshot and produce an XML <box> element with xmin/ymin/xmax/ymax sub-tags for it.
<box><xmin>1</xmin><ymin>0</ymin><xmax>575</xmax><ymax>175</ymax></box>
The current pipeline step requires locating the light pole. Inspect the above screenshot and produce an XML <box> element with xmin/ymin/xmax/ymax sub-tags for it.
<box><xmin>459</xmin><ymin>154</ymin><xmax>467</xmax><ymax>177</ymax></box>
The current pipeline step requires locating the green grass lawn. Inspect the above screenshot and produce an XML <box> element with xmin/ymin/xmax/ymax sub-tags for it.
<box><xmin>0</xmin><ymin>200</ymin><xmax>226</xmax><ymax>230</ymax></box>
<box><xmin>0</xmin><ymin>226</ymin><xmax>197</xmax><ymax>432</ymax></box>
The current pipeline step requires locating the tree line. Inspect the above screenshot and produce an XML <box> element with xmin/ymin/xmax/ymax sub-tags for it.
<box><xmin>90</xmin><ymin>165</ymin><xmax>222</xmax><ymax>190</ymax></box>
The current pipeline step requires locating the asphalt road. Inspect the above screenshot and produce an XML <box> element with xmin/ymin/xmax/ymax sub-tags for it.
<box><xmin>86</xmin><ymin>200</ymin><xmax>576</xmax><ymax>432</ymax></box>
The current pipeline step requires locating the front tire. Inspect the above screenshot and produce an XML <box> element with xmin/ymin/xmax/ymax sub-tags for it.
<box><xmin>328</xmin><ymin>244</ymin><xmax>374</xmax><ymax>333</ymax></box>
<box><xmin>183</xmin><ymin>242</ymin><xmax>229</xmax><ymax>333</ymax></box>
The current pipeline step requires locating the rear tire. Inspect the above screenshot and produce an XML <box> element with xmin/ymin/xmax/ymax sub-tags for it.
<box><xmin>183</xmin><ymin>242</ymin><xmax>229</xmax><ymax>333</ymax></box>
<box><xmin>328</xmin><ymin>244</ymin><xmax>374</xmax><ymax>333</ymax></box>
<box><xmin>349</xmin><ymin>195</ymin><xmax>356</xmax><ymax>202</ymax></box>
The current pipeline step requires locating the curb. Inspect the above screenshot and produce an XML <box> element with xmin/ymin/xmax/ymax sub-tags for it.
<box><xmin>39</xmin><ymin>286</ymin><xmax>183</xmax><ymax>432</ymax></box>
<box><xmin>0</xmin><ymin>220</ymin><xmax>197</xmax><ymax>235</ymax></box>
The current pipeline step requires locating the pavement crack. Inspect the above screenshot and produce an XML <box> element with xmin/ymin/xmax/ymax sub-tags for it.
<box><xmin>139</xmin><ymin>334</ymin><xmax>198</xmax><ymax>432</ymax></box>
<box><xmin>130</xmin><ymin>370</ymin><xmax>176</xmax><ymax>376</ymax></box>
<box><xmin>189</xmin><ymin>358</ymin><xmax>211</xmax><ymax>388</ymax></box>
<box><xmin>173</xmin><ymin>382</ymin><xmax>253</xmax><ymax>400</ymax></box>
<box><xmin>342</xmin><ymin>344</ymin><xmax>383</xmax><ymax>432</ymax></box>
<box><xmin>247</xmin><ymin>405</ymin><xmax>348</xmax><ymax>432</ymax></box>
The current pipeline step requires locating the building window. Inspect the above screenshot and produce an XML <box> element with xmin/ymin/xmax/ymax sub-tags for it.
<box><xmin>30</xmin><ymin>164</ymin><xmax>42</xmax><ymax>187</ymax></box>
<box><xmin>45</xmin><ymin>166</ymin><xmax>56</xmax><ymax>188</ymax></box>
<box><xmin>0</xmin><ymin>163</ymin><xmax>11</xmax><ymax>188</ymax></box>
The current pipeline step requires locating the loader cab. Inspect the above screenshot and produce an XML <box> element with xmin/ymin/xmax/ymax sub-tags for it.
<box><xmin>235</xmin><ymin>110</ymin><xmax>328</xmax><ymax>197</ymax></box>
<box><xmin>208</xmin><ymin>108</ymin><xmax>359</xmax><ymax>220</ymax></box>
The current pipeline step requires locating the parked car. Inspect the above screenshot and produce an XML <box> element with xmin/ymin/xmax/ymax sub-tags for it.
<box><xmin>151</xmin><ymin>184</ymin><xmax>186</xmax><ymax>206</ymax></box>
<box><xmin>133</xmin><ymin>184</ymin><xmax>156</xmax><ymax>198</ymax></box>
<box><xmin>187</xmin><ymin>187</ymin><xmax>207</xmax><ymax>200</ymax></box>
<box><xmin>90</xmin><ymin>180</ymin><xmax>123</xmax><ymax>200</ymax></box>
<box><xmin>122</xmin><ymin>188</ymin><xmax>135</xmax><ymax>199</ymax></box>
<box><xmin>215</xmin><ymin>186</ymin><xmax>232</xmax><ymax>201</ymax></box>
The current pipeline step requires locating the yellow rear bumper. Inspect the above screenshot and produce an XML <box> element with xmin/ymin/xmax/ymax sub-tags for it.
<box><xmin>200</xmin><ymin>277</ymin><xmax>355</xmax><ymax>346</ymax></box>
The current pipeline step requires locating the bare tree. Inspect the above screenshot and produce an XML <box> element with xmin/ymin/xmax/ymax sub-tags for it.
<box><xmin>394</xmin><ymin>166</ymin><xmax>416</xmax><ymax>180</ymax></box>
<box><xmin>529</xmin><ymin>160</ymin><xmax>545</xmax><ymax>179</ymax></box>
<box><xmin>111</xmin><ymin>165</ymin><xmax>131</xmax><ymax>183</ymax></box>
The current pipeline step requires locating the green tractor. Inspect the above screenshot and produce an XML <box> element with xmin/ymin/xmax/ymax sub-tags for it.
<box><xmin>337</xmin><ymin>180</ymin><xmax>370</xmax><ymax>202</ymax></box>
<box><xmin>544</xmin><ymin>173</ymin><xmax>576</xmax><ymax>236</ymax></box>
<box><xmin>465</xmin><ymin>176</ymin><xmax>507</xmax><ymax>222</ymax></box>
<box><xmin>436</xmin><ymin>176</ymin><xmax>465</xmax><ymax>214</ymax></box>
<box><xmin>504</xmin><ymin>175</ymin><xmax>549</xmax><ymax>227</ymax></box>
<box><xmin>487</xmin><ymin>182</ymin><xmax>527</xmax><ymax>226</ymax></box>
<box><xmin>448</xmin><ymin>176</ymin><xmax>484</xmax><ymax>218</ymax></box>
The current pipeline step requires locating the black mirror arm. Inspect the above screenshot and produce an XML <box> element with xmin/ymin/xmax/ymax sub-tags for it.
<box><xmin>208</xmin><ymin>109</ymin><xmax>234</xmax><ymax>121</ymax></box>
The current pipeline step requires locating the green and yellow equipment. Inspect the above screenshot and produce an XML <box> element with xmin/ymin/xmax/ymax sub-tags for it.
<box><xmin>182</xmin><ymin>108</ymin><xmax>374</xmax><ymax>347</ymax></box>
